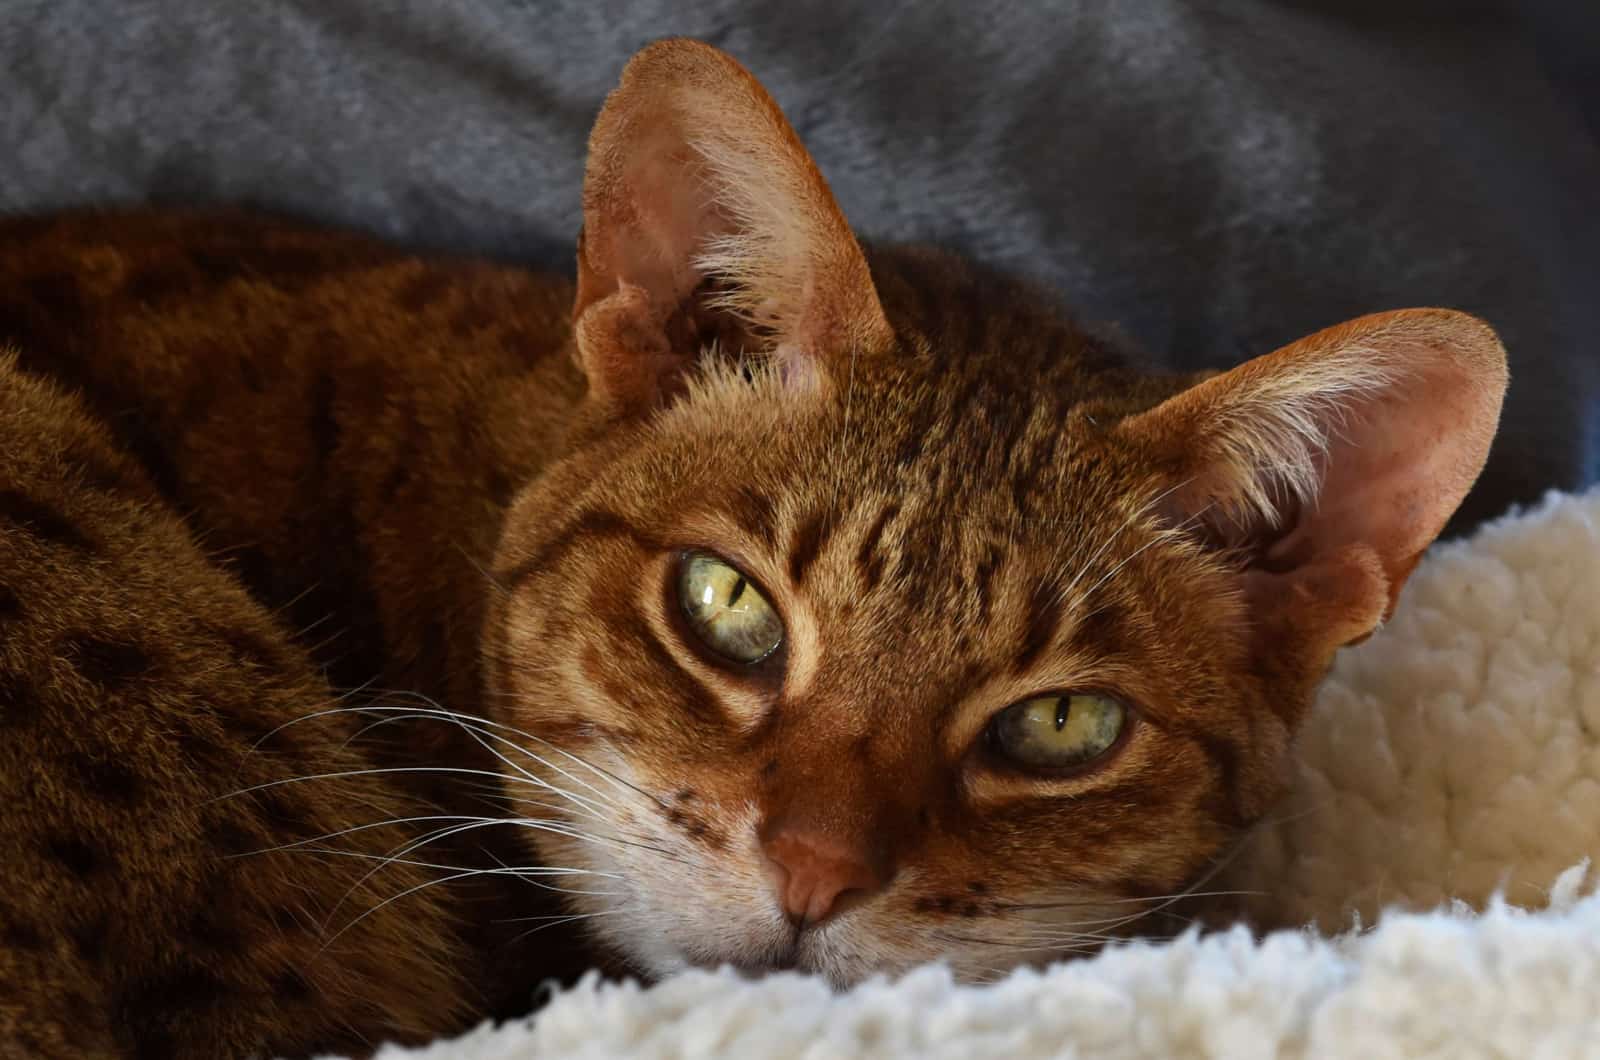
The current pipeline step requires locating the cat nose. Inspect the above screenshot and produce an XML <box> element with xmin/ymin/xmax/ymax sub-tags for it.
<box><xmin>762</xmin><ymin>828</ymin><xmax>886</xmax><ymax>928</ymax></box>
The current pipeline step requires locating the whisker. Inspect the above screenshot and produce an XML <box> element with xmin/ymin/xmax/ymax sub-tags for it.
<box><xmin>1057</xmin><ymin>476</ymin><xmax>1195</xmax><ymax>605</ymax></box>
<box><xmin>995</xmin><ymin>888</ymin><xmax>1263</xmax><ymax>914</ymax></box>
<box><xmin>297</xmin><ymin>695</ymin><xmax>662</xmax><ymax>812</ymax></box>
<box><xmin>334</xmin><ymin>710</ymin><xmax>619</xmax><ymax>822</ymax></box>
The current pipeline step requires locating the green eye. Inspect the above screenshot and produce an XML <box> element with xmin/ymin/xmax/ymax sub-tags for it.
<box><xmin>676</xmin><ymin>552</ymin><xmax>784</xmax><ymax>664</ymax></box>
<box><xmin>988</xmin><ymin>693</ymin><xmax>1128</xmax><ymax>771</ymax></box>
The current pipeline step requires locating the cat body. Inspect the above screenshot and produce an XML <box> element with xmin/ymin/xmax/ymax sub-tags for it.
<box><xmin>0</xmin><ymin>40</ymin><xmax>1505</xmax><ymax>1058</ymax></box>
<box><xmin>0</xmin><ymin>212</ymin><xmax>589</xmax><ymax>1056</ymax></box>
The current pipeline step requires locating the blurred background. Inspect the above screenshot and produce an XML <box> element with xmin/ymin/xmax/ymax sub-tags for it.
<box><xmin>2</xmin><ymin>0</ymin><xmax>1595</xmax><ymax>528</ymax></box>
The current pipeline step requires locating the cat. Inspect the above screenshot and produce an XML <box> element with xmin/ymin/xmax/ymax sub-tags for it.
<box><xmin>0</xmin><ymin>37</ymin><xmax>1505</xmax><ymax>1059</ymax></box>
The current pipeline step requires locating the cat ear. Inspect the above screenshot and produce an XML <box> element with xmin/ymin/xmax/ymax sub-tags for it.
<box><xmin>572</xmin><ymin>38</ymin><xmax>895</xmax><ymax>417</ymax></box>
<box><xmin>1117</xmin><ymin>309</ymin><xmax>1507</xmax><ymax>660</ymax></box>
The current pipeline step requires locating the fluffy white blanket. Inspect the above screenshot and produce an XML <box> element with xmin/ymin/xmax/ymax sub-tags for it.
<box><xmin>352</xmin><ymin>489</ymin><xmax>1600</xmax><ymax>1059</ymax></box>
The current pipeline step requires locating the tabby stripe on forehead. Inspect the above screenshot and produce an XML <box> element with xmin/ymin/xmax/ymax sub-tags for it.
<box><xmin>788</xmin><ymin>508</ymin><xmax>834</xmax><ymax>585</ymax></box>
<box><xmin>500</xmin><ymin>509</ymin><xmax>648</xmax><ymax>589</ymax></box>
<box><xmin>729</xmin><ymin>485</ymin><xmax>779</xmax><ymax>548</ymax></box>
<box><xmin>973</xmin><ymin>545</ymin><xmax>1004</xmax><ymax>624</ymax></box>
<box><xmin>856</xmin><ymin>503</ymin><xmax>899</xmax><ymax>591</ymax></box>
<box><xmin>1015</xmin><ymin>580</ymin><xmax>1065</xmax><ymax>672</ymax></box>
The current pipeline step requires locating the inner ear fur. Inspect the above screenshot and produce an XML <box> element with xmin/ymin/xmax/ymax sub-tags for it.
<box><xmin>1118</xmin><ymin>308</ymin><xmax>1507</xmax><ymax>659</ymax></box>
<box><xmin>572</xmin><ymin>38</ymin><xmax>894</xmax><ymax>418</ymax></box>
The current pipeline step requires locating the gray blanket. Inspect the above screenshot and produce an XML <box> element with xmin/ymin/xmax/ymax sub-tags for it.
<box><xmin>4</xmin><ymin>0</ymin><xmax>1596</xmax><ymax>528</ymax></box>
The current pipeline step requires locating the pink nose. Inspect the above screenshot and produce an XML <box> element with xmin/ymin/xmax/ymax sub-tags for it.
<box><xmin>762</xmin><ymin>829</ymin><xmax>885</xmax><ymax>928</ymax></box>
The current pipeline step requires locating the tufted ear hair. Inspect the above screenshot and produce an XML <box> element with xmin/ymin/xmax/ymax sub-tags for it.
<box><xmin>1117</xmin><ymin>308</ymin><xmax>1507</xmax><ymax>662</ymax></box>
<box><xmin>571</xmin><ymin>38</ymin><xmax>895</xmax><ymax>419</ymax></box>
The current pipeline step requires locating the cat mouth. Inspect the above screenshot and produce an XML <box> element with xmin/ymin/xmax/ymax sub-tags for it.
<box><xmin>690</xmin><ymin>935</ymin><xmax>805</xmax><ymax>979</ymax></box>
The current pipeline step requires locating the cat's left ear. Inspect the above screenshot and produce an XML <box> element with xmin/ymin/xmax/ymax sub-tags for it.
<box><xmin>572</xmin><ymin>38</ymin><xmax>895</xmax><ymax>419</ymax></box>
<box><xmin>1117</xmin><ymin>308</ymin><xmax>1507</xmax><ymax>663</ymax></box>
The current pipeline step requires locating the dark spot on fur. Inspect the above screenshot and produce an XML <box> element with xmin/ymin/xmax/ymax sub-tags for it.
<box><xmin>272</xmin><ymin>968</ymin><xmax>314</xmax><ymax>1003</ymax></box>
<box><xmin>66</xmin><ymin>751</ymin><xmax>145</xmax><ymax>807</ymax></box>
<box><xmin>204</xmin><ymin>819</ymin><xmax>262</xmax><ymax>858</ymax></box>
<box><xmin>449</xmin><ymin>299</ymin><xmax>498</xmax><ymax>337</ymax></box>
<box><xmin>851</xmin><ymin>733</ymin><xmax>875</xmax><ymax>762</ymax></box>
<box><xmin>418</xmin><ymin>616</ymin><xmax>449</xmax><ymax>671</ymax></box>
<box><xmin>918</xmin><ymin>807</ymin><xmax>931</xmax><ymax>828</ymax></box>
<box><xmin>935</xmin><ymin>896</ymin><xmax>956</xmax><ymax>913</ymax></box>
<box><xmin>46</xmin><ymin>835</ymin><xmax>107</xmax><ymax>879</ymax></box>
<box><xmin>973</xmin><ymin>545</ymin><xmax>1004</xmax><ymax>624</ymax></box>
<box><xmin>379</xmin><ymin>457</ymin><xmax>413</xmax><ymax>505</ymax></box>
<box><xmin>0</xmin><ymin>489</ymin><xmax>93</xmax><ymax>550</ymax></box>
<box><xmin>856</xmin><ymin>504</ymin><xmax>899</xmax><ymax>592</ymax></box>
<box><xmin>1015</xmin><ymin>580</ymin><xmax>1065</xmax><ymax>673</ymax></box>
<box><xmin>788</xmin><ymin>508</ymin><xmax>833</xmax><ymax>585</ymax></box>
<box><xmin>961</xmin><ymin>902</ymin><xmax>981</xmax><ymax>918</ymax></box>
<box><xmin>912</xmin><ymin>896</ymin><xmax>936</xmax><ymax>914</ymax></box>
<box><xmin>118</xmin><ymin>962</ymin><xmax>232</xmax><ymax>1016</ymax></box>
<box><xmin>308</xmin><ymin>373</ymin><xmax>340</xmax><ymax>467</ymax></box>
<box><xmin>675</xmin><ymin>789</ymin><xmax>697</xmax><ymax>802</ymax></box>
<box><xmin>0</xmin><ymin>583</ymin><xmax>20</xmax><ymax>619</ymax></box>
<box><xmin>967</xmin><ymin>881</ymin><xmax>989</xmax><ymax>895</ymax></box>
<box><xmin>123</xmin><ymin>262</ymin><xmax>197</xmax><ymax>304</ymax></box>
<box><xmin>132</xmin><ymin>1027</ymin><xmax>176</xmax><ymax>1060</ymax></box>
<box><xmin>218</xmin><ymin>544</ymin><xmax>277</xmax><ymax>601</ymax></box>
<box><xmin>25</xmin><ymin>272</ymin><xmax>84</xmax><ymax>318</ymax></box>
<box><xmin>221</xmin><ymin>709</ymin><xmax>291</xmax><ymax>754</ymax></box>
<box><xmin>217</xmin><ymin>625</ymin><xmax>290</xmax><ymax>674</ymax></box>
<box><xmin>61</xmin><ymin>634</ymin><xmax>153</xmax><ymax>688</ymax></box>
<box><xmin>252</xmin><ymin>786</ymin><xmax>308</xmax><ymax>835</ymax></box>
<box><xmin>486</xmin><ymin>465</ymin><xmax>518</xmax><ymax>508</ymax></box>
<box><xmin>69</xmin><ymin>444</ymin><xmax>144</xmax><ymax>496</ymax></box>
<box><xmin>13</xmin><ymin>1032</ymin><xmax>47</xmax><ymax>1056</ymax></box>
<box><xmin>238</xmin><ymin>354</ymin><xmax>266</xmax><ymax>393</ymax></box>
<box><xmin>69</xmin><ymin>914</ymin><xmax>108</xmax><ymax>963</ymax></box>
<box><xmin>265</xmin><ymin>904</ymin><xmax>306</xmax><ymax>935</ymax></box>
<box><xmin>396</xmin><ymin>270</ymin><xmax>453</xmax><ymax>313</ymax></box>
<box><xmin>60</xmin><ymin>988</ymin><xmax>95</xmax><ymax>1016</ymax></box>
<box><xmin>729</xmin><ymin>486</ymin><xmax>779</xmax><ymax>548</ymax></box>
<box><xmin>760</xmin><ymin>758</ymin><xmax>779</xmax><ymax>779</ymax></box>
<box><xmin>0</xmin><ymin>673</ymin><xmax>42</xmax><ymax>728</ymax></box>
<box><xmin>185</xmin><ymin>247</ymin><xmax>253</xmax><ymax>284</ymax></box>
<box><xmin>1071</xmin><ymin>603</ymin><xmax>1124</xmax><ymax>655</ymax></box>
<box><xmin>1</xmin><ymin>913</ymin><xmax>45</xmax><ymax>951</ymax></box>
<box><xmin>187</xmin><ymin>902</ymin><xmax>243</xmax><ymax>952</ymax></box>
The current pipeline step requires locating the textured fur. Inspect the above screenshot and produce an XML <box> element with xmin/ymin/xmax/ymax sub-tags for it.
<box><xmin>0</xmin><ymin>39</ymin><xmax>1505</xmax><ymax>1057</ymax></box>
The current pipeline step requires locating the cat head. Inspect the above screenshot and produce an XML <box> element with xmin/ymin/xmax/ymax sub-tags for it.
<box><xmin>488</xmin><ymin>39</ymin><xmax>1506</xmax><ymax>983</ymax></box>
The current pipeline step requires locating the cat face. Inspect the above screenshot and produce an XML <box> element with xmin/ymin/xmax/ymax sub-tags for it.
<box><xmin>486</xmin><ymin>40</ymin><xmax>1506</xmax><ymax>983</ymax></box>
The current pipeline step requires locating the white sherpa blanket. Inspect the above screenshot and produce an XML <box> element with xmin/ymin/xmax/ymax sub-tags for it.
<box><xmin>350</xmin><ymin>489</ymin><xmax>1600</xmax><ymax>1060</ymax></box>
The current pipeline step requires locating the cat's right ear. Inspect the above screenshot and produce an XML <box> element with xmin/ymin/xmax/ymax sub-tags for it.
<box><xmin>571</xmin><ymin>39</ymin><xmax>895</xmax><ymax>420</ymax></box>
<box><xmin>1116</xmin><ymin>308</ymin><xmax>1507</xmax><ymax>675</ymax></box>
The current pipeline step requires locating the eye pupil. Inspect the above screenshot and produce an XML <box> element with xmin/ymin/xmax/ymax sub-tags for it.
<box><xmin>728</xmin><ymin>576</ymin><xmax>747</xmax><ymax>607</ymax></box>
<box><xmin>1054</xmin><ymin>697</ymin><xmax>1070</xmax><ymax>731</ymax></box>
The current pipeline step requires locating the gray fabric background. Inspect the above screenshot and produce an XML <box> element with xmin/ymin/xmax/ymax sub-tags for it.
<box><xmin>4</xmin><ymin>0</ymin><xmax>1596</xmax><ymax>528</ymax></box>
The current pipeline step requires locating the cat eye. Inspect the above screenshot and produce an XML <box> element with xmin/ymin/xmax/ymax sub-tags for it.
<box><xmin>987</xmin><ymin>693</ymin><xmax>1128</xmax><ymax>772</ymax></box>
<box><xmin>676</xmin><ymin>552</ymin><xmax>784</xmax><ymax>664</ymax></box>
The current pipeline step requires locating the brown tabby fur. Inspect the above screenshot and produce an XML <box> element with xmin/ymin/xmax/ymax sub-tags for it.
<box><xmin>0</xmin><ymin>39</ymin><xmax>1504</xmax><ymax>1058</ymax></box>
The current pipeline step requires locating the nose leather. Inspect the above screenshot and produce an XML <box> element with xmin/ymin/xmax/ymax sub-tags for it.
<box><xmin>762</xmin><ymin>828</ymin><xmax>885</xmax><ymax>928</ymax></box>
